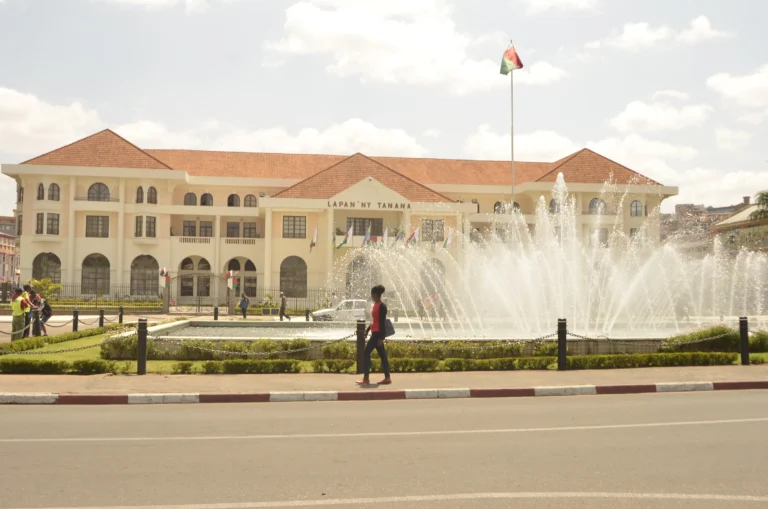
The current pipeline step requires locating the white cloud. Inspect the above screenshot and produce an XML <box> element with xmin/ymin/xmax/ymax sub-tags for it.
<box><xmin>737</xmin><ymin>110</ymin><xmax>768</xmax><ymax>125</ymax></box>
<box><xmin>587</xmin><ymin>134</ymin><xmax>698</xmax><ymax>170</ymax></box>
<box><xmin>587</xmin><ymin>16</ymin><xmax>727</xmax><ymax>51</ymax></box>
<box><xmin>520</xmin><ymin>0</ymin><xmax>597</xmax><ymax>15</ymax></box>
<box><xmin>423</xmin><ymin>129</ymin><xmax>441</xmax><ymax>138</ymax></box>
<box><xmin>677</xmin><ymin>15</ymin><xmax>730</xmax><ymax>44</ymax></box>
<box><xmin>707</xmin><ymin>65</ymin><xmax>768</xmax><ymax>108</ymax></box>
<box><xmin>113</xmin><ymin>120</ymin><xmax>205</xmax><ymax>149</ymax></box>
<box><xmin>266</xmin><ymin>0</ymin><xmax>567</xmax><ymax>95</ymax></box>
<box><xmin>715</xmin><ymin>128</ymin><xmax>752</xmax><ymax>151</ymax></box>
<box><xmin>661</xmin><ymin>166</ymin><xmax>768</xmax><ymax>209</ymax></box>
<box><xmin>97</xmin><ymin>0</ymin><xmax>220</xmax><ymax>14</ymax></box>
<box><xmin>0</xmin><ymin>88</ymin><xmax>102</xmax><ymax>158</ymax></box>
<box><xmin>609</xmin><ymin>100</ymin><xmax>713</xmax><ymax>133</ymax></box>
<box><xmin>464</xmin><ymin>125</ymin><xmax>580</xmax><ymax>162</ymax></box>
<box><xmin>652</xmin><ymin>90</ymin><xmax>689</xmax><ymax>101</ymax></box>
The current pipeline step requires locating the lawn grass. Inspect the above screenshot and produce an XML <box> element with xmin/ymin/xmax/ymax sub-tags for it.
<box><xmin>1</xmin><ymin>335</ymin><xmax>107</xmax><ymax>361</ymax></box>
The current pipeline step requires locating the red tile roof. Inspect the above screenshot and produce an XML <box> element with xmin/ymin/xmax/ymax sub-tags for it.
<box><xmin>22</xmin><ymin>130</ymin><xmax>172</xmax><ymax>170</ymax></box>
<box><xmin>273</xmin><ymin>154</ymin><xmax>454</xmax><ymax>202</ymax></box>
<box><xmin>535</xmin><ymin>149</ymin><xmax>661</xmax><ymax>185</ymax></box>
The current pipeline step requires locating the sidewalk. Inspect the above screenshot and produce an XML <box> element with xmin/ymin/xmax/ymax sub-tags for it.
<box><xmin>1</xmin><ymin>366</ymin><xmax>767</xmax><ymax>404</ymax></box>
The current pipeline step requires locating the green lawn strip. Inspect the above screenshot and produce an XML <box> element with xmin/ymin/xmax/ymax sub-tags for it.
<box><xmin>0</xmin><ymin>334</ymin><xmax>108</xmax><ymax>361</ymax></box>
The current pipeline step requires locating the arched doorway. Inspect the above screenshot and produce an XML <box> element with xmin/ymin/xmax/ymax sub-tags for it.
<box><xmin>224</xmin><ymin>257</ymin><xmax>258</xmax><ymax>297</ymax></box>
<box><xmin>32</xmin><ymin>253</ymin><xmax>61</xmax><ymax>283</ymax></box>
<box><xmin>130</xmin><ymin>255</ymin><xmax>159</xmax><ymax>296</ymax></box>
<box><xmin>280</xmin><ymin>256</ymin><xmax>307</xmax><ymax>298</ymax></box>
<box><xmin>177</xmin><ymin>256</ymin><xmax>214</xmax><ymax>301</ymax></box>
<box><xmin>81</xmin><ymin>253</ymin><xmax>110</xmax><ymax>294</ymax></box>
<box><xmin>346</xmin><ymin>255</ymin><xmax>381</xmax><ymax>299</ymax></box>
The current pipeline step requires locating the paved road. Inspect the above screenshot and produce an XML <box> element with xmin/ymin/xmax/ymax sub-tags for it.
<box><xmin>1</xmin><ymin>391</ymin><xmax>767</xmax><ymax>508</ymax></box>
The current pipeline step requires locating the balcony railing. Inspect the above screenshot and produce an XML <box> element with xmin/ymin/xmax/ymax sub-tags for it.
<box><xmin>224</xmin><ymin>238</ymin><xmax>260</xmax><ymax>245</ymax></box>
<box><xmin>74</xmin><ymin>197</ymin><xmax>120</xmax><ymax>202</ymax></box>
<box><xmin>177</xmin><ymin>236</ymin><xmax>212</xmax><ymax>244</ymax></box>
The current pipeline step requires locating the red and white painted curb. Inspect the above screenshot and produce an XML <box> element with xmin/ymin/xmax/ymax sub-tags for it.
<box><xmin>1</xmin><ymin>380</ymin><xmax>767</xmax><ymax>404</ymax></box>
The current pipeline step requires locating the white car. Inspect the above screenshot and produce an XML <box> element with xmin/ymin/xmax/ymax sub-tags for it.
<box><xmin>312</xmin><ymin>299</ymin><xmax>369</xmax><ymax>321</ymax></box>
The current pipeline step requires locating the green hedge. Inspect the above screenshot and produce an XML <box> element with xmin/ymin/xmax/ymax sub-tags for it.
<box><xmin>194</xmin><ymin>359</ymin><xmax>303</xmax><ymax>374</ymax></box>
<box><xmin>566</xmin><ymin>352</ymin><xmax>737</xmax><ymax>369</ymax></box>
<box><xmin>661</xmin><ymin>326</ymin><xmax>768</xmax><ymax>353</ymax></box>
<box><xmin>0</xmin><ymin>358</ymin><xmax>124</xmax><ymax>374</ymax></box>
<box><xmin>101</xmin><ymin>337</ymin><xmax>311</xmax><ymax>361</ymax></box>
<box><xmin>0</xmin><ymin>324</ymin><xmax>129</xmax><ymax>354</ymax></box>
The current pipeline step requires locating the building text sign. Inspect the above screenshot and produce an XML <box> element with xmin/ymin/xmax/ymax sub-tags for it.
<box><xmin>328</xmin><ymin>200</ymin><xmax>411</xmax><ymax>210</ymax></box>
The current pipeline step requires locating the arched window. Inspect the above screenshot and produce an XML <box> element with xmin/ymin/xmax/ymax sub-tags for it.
<box><xmin>280</xmin><ymin>256</ymin><xmax>307</xmax><ymax>298</ymax></box>
<box><xmin>549</xmin><ymin>199</ymin><xmax>560</xmax><ymax>214</ymax></box>
<box><xmin>48</xmin><ymin>183</ymin><xmax>60</xmax><ymax>201</ymax></box>
<box><xmin>136</xmin><ymin>186</ymin><xmax>144</xmax><ymax>204</ymax></box>
<box><xmin>589</xmin><ymin>198</ymin><xmax>606</xmax><ymax>215</ymax></box>
<box><xmin>81</xmin><ymin>253</ymin><xmax>110</xmax><ymax>294</ymax></box>
<box><xmin>631</xmin><ymin>200</ymin><xmax>644</xmax><ymax>217</ymax></box>
<box><xmin>227</xmin><ymin>259</ymin><xmax>241</xmax><ymax>271</ymax></box>
<box><xmin>244</xmin><ymin>195</ymin><xmax>258</xmax><ymax>207</ymax></box>
<box><xmin>513</xmin><ymin>202</ymin><xmax>520</xmax><ymax>211</ymax></box>
<box><xmin>197</xmin><ymin>258</ymin><xmax>211</xmax><ymax>271</ymax></box>
<box><xmin>147</xmin><ymin>187</ymin><xmax>157</xmax><ymax>204</ymax></box>
<box><xmin>244</xmin><ymin>260</ymin><xmax>256</xmax><ymax>271</ymax></box>
<box><xmin>37</xmin><ymin>183</ymin><xmax>45</xmax><ymax>200</ymax></box>
<box><xmin>227</xmin><ymin>194</ymin><xmax>240</xmax><ymax>207</ymax></box>
<box><xmin>201</xmin><ymin>193</ymin><xmax>213</xmax><ymax>206</ymax></box>
<box><xmin>32</xmin><ymin>253</ymin><xmax>61</xmax><ymax>283</ymax></box>
<box><xmin>184</xmin><ymin>193</ymin><xmax>197</xmax><ymax>206</ymax></box>
<box><xmin>130</xmin><ymin>255</ymin><xmax>159</xmax><ymax>296</ymax></box>
<box><xmin>242</xmin><ymin>259</ymin><xmax>257</xmax><ymax>297</ymax></box>
<box><xmin>180</xmin><ymin>257</ymin><xmax>195</xmax><ymax>270</ymax></box>
<box><xmin>493</xmin><ymin>201</ymin><xmax>503</xmax><ymax>214</ymax></box>
<box><xmin>88</xmin><ymin>183</ymin><xmax>110</xmax><ymax>201</ymax></box>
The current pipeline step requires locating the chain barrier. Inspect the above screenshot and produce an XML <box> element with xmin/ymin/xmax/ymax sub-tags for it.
<box><xmin>0</xmin><ymin>333</ymin><xmax>126</xmax><ymax>356</ymax></box>
<box><xmin>78</xmin><ymin>318</ymin><xmax>100</xmax><ymax>326</ymax></box>
<box><xmin>0</xmin><ymin>321</ymin><xmax>33</xmax><ymax>336</ymax></box>
<box><xmin>102</xmin><ymin>316</ymin><xmax>120</xmax><ymax>323</ymax></box>
<box><xmin>147</xmin><ymin>332</ymin><xmax>356</xmax><ymax>358</ymax></box>
<box><xmin>565</xmin><ymin>329</ymin><xmax>737</xmax><ymax>348</ymax></box>
<box><xmin>45</xmin><ymin>319</ymin><xmax>75</xmax><ymax>328</ymax></box>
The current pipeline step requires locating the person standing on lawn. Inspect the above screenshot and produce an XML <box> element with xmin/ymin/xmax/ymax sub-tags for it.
<box><xmin>357</xmin><ymin>284</ymin><xmax>392</xmax><ymax>386</ymax></box>
<box><xmin>21</xmin><ymin>284</ymin><xmax>32</xmax><ymax>338</ymax></box>
<box><xmin>10</xmin><ymin>287</ymin><xmax>30</xmax><ymax>341</ymax></box>
<box><xmin>239</xmin><ymin>293</ymin><xmax>250</xmax><ymax>319</ymax></box>
<box><xmin>39</xmin><ymin>294</ymin><xmax>52</xmax><ymax>337</ymax></box>
<box><xmin>279</xmin><ymin>291</ymin><xmax>291</xmax><ymax>321</ymax></box>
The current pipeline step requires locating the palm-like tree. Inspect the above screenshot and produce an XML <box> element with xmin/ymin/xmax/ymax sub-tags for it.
<box><xmin>749</xmin><ymin>191</ymin><xmax>768</xmax><ymax>221</ymax></box>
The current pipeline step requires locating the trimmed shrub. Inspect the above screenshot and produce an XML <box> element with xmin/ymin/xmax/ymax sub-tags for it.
<box><xmin>172</xmin><ymin>361</ymin><xmax>195</xmax><ymax>374</ymax></box>
<box><xmin>660</xmin><ymin>326</ymin><xmax>739</xmax><ymax>353</ymax></box>
<box><xmin>103</xmin><ymin>337</ymin><xmax>312</xmax><ymax>361</ymax></box>
<box><xmin>516</xmin><ymin>357</ymin><xmax>556</xmax><ymax>370</ymax></box>
<box><xmin>312</xmin><ymin>359</ymin><xmax>355</xmax><ymax>373</ymax></box>
<box><xmin>566</xmin><ymin>352</ymin><xmax>737</xmax><ymax>370</ymax></box>
<box><xmin>750</xmin><ymin>331</ymin><xmax>768</xmax><ymax>353</ymax></box>
<box><xmin>0</xmin><ymin>358</ymin><xmax>118</xmax><ymax>374</ymax></box>
<box><xmin>220</xmin><ymin>359</ymin><xmax>302</xmax><ymax>374</ymax></box>
<box><xmin>70</xmin><ymin>360</ymin><xmax>118</xmax><ymax>374</ymax></box>
<box><xmin>0</xmin><ymin>324</ymin><xmax>127</xmax><ymax>354</ymax></box>
<box><xmin>321</xmin><ymin>341</ymin><xmax>355</xmax><ymax>360</ymax></box>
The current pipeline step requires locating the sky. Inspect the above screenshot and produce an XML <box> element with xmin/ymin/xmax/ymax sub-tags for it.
<box><xmin>1</xmin><ymin>0</ymin><xmax>767</xmax><ymax>214</ymax></box>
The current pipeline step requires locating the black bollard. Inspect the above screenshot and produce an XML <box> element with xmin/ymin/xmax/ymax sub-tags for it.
<box><xmin>32</xmin><ymin>309</ymin><xmax>41</xmax><ymax>337</ymax></box>
<box><xmin>72</xmin><ymin>308</ymin><xmax>79</xmax><ymax>332</ymax></box>
<box><xmin>99</xmin><ymin>309</ymin><xmax>105</xmax><ymax>328</ymax></box>
<box><xmin>557</xmin><ymin>318</ymin><xmax>567</xmax><ymax>371</ymax></box>
<box><xmin>214</xmin><ymin>306</ymin><xmax>219</xmax><ymax>321</ymax></box>
<box><xmin>305</xmin><ymin>308</ymin><xmax>310</xmax><ymax>321</ymax></box>
<box><xmin>137</xmin><ymin>318</ymin><xmax>148</xmax><ymax>375</ymax></box>
<box><xmin>119</xmin><ymin>305</ymin><xmax>124</xmax><ymax>324</ymax></box>
<box><xmin>356</xmin><ymin>319</ymin><xmax>366</xmax><ymax>374</ymax></box>
<box><xmin>739</xmin><ymin>316</ymin><xmax>750</xmax><ymax>366</ymax></box>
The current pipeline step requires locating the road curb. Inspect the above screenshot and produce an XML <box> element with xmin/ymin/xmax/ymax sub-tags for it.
<box><xmin>2</xmin><ymin>380</ymin><xmax>768</xmax><ymax>405</ymax></box>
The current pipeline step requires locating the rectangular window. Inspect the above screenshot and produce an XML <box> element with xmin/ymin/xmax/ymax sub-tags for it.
<box><xmin>46</xmin><ymin>213</ymin><xmax>59</xmax><ymax>235</ymax></box>
<box><xmin>17</xmin><ymin>214</ymin><xmax>22</xmax><ymax>236</ymax></box>
<box><xmin>226</xmin><ymin>222</ymin><xmax>240</xmax><ymax>238</ymax></box>
<box><xmin>180</xmin><ymin>276</ymin><xmax>194</xmax><ymax>297</ymax></box>
<box><xmin>421</xmin><ymin>219</ymin><xmax>445</xmax><ymax>242</ymax></box>
<box><xmin>345</xmin><ymin>217</ymin><xmax>384</xmax><ymax>237</ymax></box>
<box><xmin>590</xmin><ymin>228</ymin><xmax>609</xmax><ymax>246</ymax></box>
<box><xmin>199</xmin><ymin>221</ymin><xmax>213</xmax><ymax>237</ymax></box>
<box><xmin>282</xmin><ymin>216</ymin><xmax>307</xmax><ymax>239</ymax></box>
<box><xmin>197</xmin><ymin>276</ymin><xmax>211</xmax><ymax>297</ymax></box>
<box><xmin>244</xmin><ymin>277</ymin><xmax>257</xmax><ymax>297</ymax></box>
<box><xmin>243</xmin><ymin>222</ymin><xmax>257</xmax><ymax>238</ymax></box>
<box><xmin>36</xmin><ymin>213</ymin><xmax>44</xmax><ymax>234</ymax></box>
<box><xmin>629</xmin><ymin>228</ymin><xmax>638</xmax><ymax>238</ymax></box>
<box><xmin>85</xmin><ymin>216</ymin><xmax>109</xmax><ymax>238</ymax></box>
<box><xmin>135</xmin><ymin>216</ymin><xmax>143</xmax><ymax>237</ymax></box>
<box><xmin>146</xmin><ymin>217</ymin><xmax>156</xmax><ymax>238</ymax></box>
<box><xmin>183</xmin><ymin>220</ymin><xmax>196</xmax><ymax>237</ymax></box>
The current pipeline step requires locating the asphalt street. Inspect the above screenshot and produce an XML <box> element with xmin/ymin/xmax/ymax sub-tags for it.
<box><xmin>1</xmin><ymin>391</ymin><xmax>767</xmax><ymax>508</ymax></box>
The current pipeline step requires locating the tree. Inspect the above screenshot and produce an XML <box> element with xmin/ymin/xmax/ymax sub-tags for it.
<box><xmin>749</xmin><ymin>191</ymin><xmax>768</xmax><ymax>221</ymax></box>
<box><xmin>28</xmin><ymin>278</ymin><xmax>63</xmax><ymax>299</ymax></box>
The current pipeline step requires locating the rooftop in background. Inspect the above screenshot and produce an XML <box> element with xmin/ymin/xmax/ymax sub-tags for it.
<box><xmin>18</xmin><ymin>129</ymin><xmax>665</xmax><ymax>188</ymax></box>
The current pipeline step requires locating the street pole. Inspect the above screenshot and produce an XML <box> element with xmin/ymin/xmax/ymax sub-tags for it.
<box><xmin>510</xmin><ymin>69</ymin><xmax>515</xmax><ymax>207</ymax></box>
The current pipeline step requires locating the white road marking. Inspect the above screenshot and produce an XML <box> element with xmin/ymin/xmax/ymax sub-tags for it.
<box><xmin>1</xmin><ymin>417</ymin><xmax>767</xmax><ymax>444</ymax></box>
<box><xmin>6</xmin><ymin>491</ymin><xmax>768</xmax><ymax>508</ymax></box>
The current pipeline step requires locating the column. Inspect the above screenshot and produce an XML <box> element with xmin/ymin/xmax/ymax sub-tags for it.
<box><xmin>116</xmin><ymin>180</ymin><xmax>125</xmax><ymax>286</ymax></box>
<box><xmin>66</xmin><ymin>177</ymin><xmax>76</xmax><ymax>283</ymax></box>
<box><xmin>326</xmin><ymin>208</ymin><xmax>334</xmax><ymax>277</ymax></box>
<box><xmin>403</xmin><ymin>210</ymin><xmax>411</xmax><ymax>238</ymax></box>
<box><xmin>214</xmin><ymin>215</ymin><xmax>221</xmax><ymax>275</ymax></box>
<box><xmin>263</xmin><ymin>208</ymin><xmax>273</xmax><ymax>290</ymax></box>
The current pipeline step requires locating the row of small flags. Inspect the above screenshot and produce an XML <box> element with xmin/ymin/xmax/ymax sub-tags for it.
<box><xmin>159</xmin><ymin>267</ymin><xmax>239</xmax><ymax>290</ymax></box>
<box><xmin>309</xmin><ymin>225</ymin><xmax>453</xmax><ymax>252</ymax></box>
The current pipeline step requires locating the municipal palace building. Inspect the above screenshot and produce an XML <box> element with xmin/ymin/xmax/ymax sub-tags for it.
<box><xmin>2</xmin><ymin>129</ymin><xmax>678</xmax><ymax>305</ymax></box>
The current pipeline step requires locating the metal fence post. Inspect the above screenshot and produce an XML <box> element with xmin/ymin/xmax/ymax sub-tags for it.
<box><xmin>739</xmin><ymin>316</ymin><xmax>750</xmax><ymax>366</ymax></box>
<box><xmin>137</xmin><ymin>318</ymin><xmax>148</xmax><ymax>375</ymax></box>
<box><xmin>394</xmin><ymin>308</ymin><xmax>399</xmax><ymax>323</ymax></box>
<box><xmin>214</xmin><ymin>306</ymin><xmax>219</xmax><ymax>321</ymax></box>
<box><xmin>72</xmin><ymin>308</ymin><xmax>79</xmax><ymax>332</ymax></box>
<box><xmin>32</xmin><ymin>309</ymin><xmax>41</xmax><ymax>337</ymax></box>
<box><xmin>356</xmin><ymin>319</ymin><xmax>367</xmax><ymax>374</ymax></box>
<box><xmin>557</xmin><ymin>318</ymin><xmax>567</xmax><ymax>371</ymax></box>
<box><xmin>99</xmin><ymin>309</ymin><xmax>105</xmax><ymax>328</ymax></box>
<box><xmin>305</xmin><ymin>308</ymin><xmax>310</xmax><ymax>321</ymax></box>
<box><xmin>119</xmin><ymin>305</ymin><xmax>124</xmax><ymax>324</ymax></box>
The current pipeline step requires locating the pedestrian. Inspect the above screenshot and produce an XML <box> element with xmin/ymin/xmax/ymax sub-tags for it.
<box><xmin>279</xmin><ymin>291</ymin><xmax>291</xmax><ymax>321</ymax></box>
<box><xmin>357</xmin><ymin>284</ymin><xmax>392</xmax><ymax>386</ymax></box>
<box><xmin>239</xmin><ymin>293</ymin><xmax>250</xmax><ymax>320</ymax></box>
<box><xmin>28</xmin><ymin>290</ymin><xmax>41</xmax><ymax>336</ymax></box>
<box><xmin>39</xmin><ymin>295</ymin><xmax>53</xmax><ymax>337</ymax></box>
<box><xmin>10</xmin><ymin>287</ymin><xmax>29</xmax><ymax>341</ymax></box>
<box><xmin>21</xmin><ymin>284</ymin><xmax>32</xmax><ymax>338</ymax></box>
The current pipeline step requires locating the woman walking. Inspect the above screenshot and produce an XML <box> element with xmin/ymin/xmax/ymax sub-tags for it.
<box><xmin>239</xmin><ymin>293</ymin><xmax>250</xmax><ymax>319</ymax></box>
<box><xmin>356</xmin><ymin>284</ymin><xmax>392</xmax><ymax>386</ymax></box>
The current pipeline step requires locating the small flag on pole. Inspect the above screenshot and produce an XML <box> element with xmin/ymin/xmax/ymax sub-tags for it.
<box><xmin>500</xmin><ymin>42</ymin><xmax>524</xmax><ymax>75</ymax></box>
<box><xmin>336</xmin><ymin>226</ymin><xmax>353</xmax><ymax>249</ymax></box>
<box><xmin>225</xmin><ymin>270</ymin><xmax>238</xmax><ymax>290</ymax></box>
<box><xmin>382</xmin><ymin>228</ymin><xmax>388</xmax><ymax>248</ymax></box>
<box><xmin>405</xmin><ymin>227</ymin><xmax>420</xmax><ymax>247</ymax></box>
<box><xmin>443</xmin><ymin>230</ymin><xmax>453</xmax><ymax>248</ymax></box>
<box><xmin>363</xmin><ymin>223</ymin><xmax>372</xmax><ymax>245</ymax></box>
<box><xmin>310</xmin><ymin>225</ymin><xmax>318</xmax><ymax>252</ymax></box>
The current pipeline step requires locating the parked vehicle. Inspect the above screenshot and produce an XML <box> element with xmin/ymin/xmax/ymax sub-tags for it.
<box><xmin>311</xmin><ymin>299</ymin><xmax>368</xmax><ymax>321</ymax></box>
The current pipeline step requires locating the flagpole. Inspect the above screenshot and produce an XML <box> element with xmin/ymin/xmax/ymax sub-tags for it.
<box><xmin>510</xmin><ymin>60</ymin><xmax>515</xmax><ymax>205</ymax></box>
